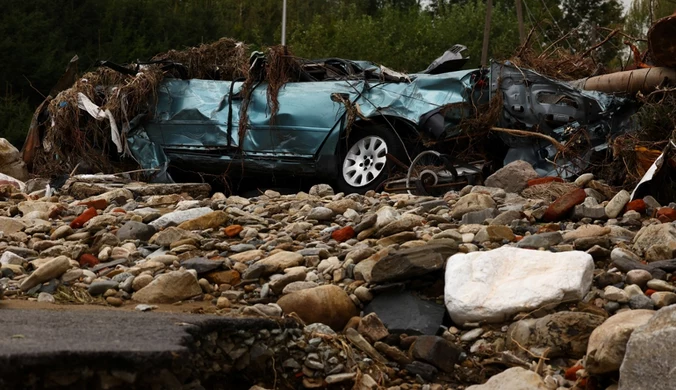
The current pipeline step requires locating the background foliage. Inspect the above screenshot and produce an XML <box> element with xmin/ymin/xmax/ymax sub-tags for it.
<box><xmin>0</xmin><ymin>0</ymin><xmax>658</xmax><ymax>148</ymax></box>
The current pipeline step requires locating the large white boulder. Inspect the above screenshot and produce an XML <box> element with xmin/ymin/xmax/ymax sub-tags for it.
<box><xmin>444</xmin><ymin>247</ymin><xmax>594</xmax><ymax>326</ymax></box>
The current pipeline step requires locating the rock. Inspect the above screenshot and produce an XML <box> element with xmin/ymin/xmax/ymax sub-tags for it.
<box><xmin>405</xmin><ymin>361</ymin><xmax>438</xmax><ymax>381</ymax></box>
<box><xmin>254</xmin><ymin>251</ymin><xmax>303</xmax><ymax>276</ymax></box>
<box><xmin>325</xmin><ymin>373</ymin><xmax>356</xmax><ymax>385</ymax></box>
<box><xmin>345</xmin><ymin>328</ymin><xmax>387</xmax><ymax>364</ymax></box>
<box><xmin>575</xmin><ymin>173</ymin><xmax>594</xmax><ymax>186</ymax></box>
<box><xmin>452</xmin><ymin>193</ymin><xmax>496</xmax><ymax>219</ymax></box>
<box><xmin>177</xmin><ymin>210</ymin><xmax>228</xmax><ymax>230</ymax></box>
<box><xmin>0</xmin><ymin>216</ymin><xmax>25</xmax><ymax>234</ymax></box>
<box><xmin>276</xmin><ymin>285</ymin><xmax>357</xmax><ymax>331</ymax></box>
<box><xmin>50</xmin><ymin>225</ymin><xmax>73</xmax><ymax>240</ymax></box>
<box><xmin>563</xmin><ymin>224</ymin><xmax>610</xmax><ymax>241</ymax></box>
<box><xmin>462</xmin><ymin>208</ymin><xmax>498</xmax><ymax>225</ymax></box>
<box><xmin>364</xmin><ymin>291</ymin><xmax>445</xmax><ymax>335</ymax></box>
<box><xmin>628</xmin><ymin>294</ymin><xmax>654</xmax><ymax>310</ymax></box>
<box><xmin>326</xmin><ymin>199</ymin><xmax>359</xmax><ymax>214</ymax></box>
<box><xmin>37</xmin><ymin>292</ymin><xmax>55</xmax><ymax>303</ymax></box>
<box><xmin>604</xmin><ymin>285</ymin><xmax>629</xmax><ymax>302</ymax></box>
<box><xmin>151</xmin><ymin>227</ymin><xmax>201</xmax><ymax>247</ymax></box>
<box><xmin>116</xmin><ymin>221</ymin><xmax>156</xmax><ymax>241</ymax></box>
<box><xmin>484</xmin><ymin>160</ymin><xmax>539</xmax><ymax>193</ymax></box>
<box><xmin>445</xmin><ymin>247</ymin><xmax>594</xmax><ymax>325</ymax></box>
<box><xmin>88</xmin><ymin>279</ymin><xmax>119</xmax><ymax>296</ymax></box>
<box><xmin>626</xmin><ymin>269</ymin><xmax>652</xmax><ymax>288</ymax></box>
<box><xmin>370</xmin><ymin>241</ymin><xmax>457</xmax><ymax>283</ymax></box>
<box><xmin>358</xmin><ymin>313</ymin><xmax>389</xmax><ymax>343</ymax></box>
<box><xmin>651</xmin><ymin>291</ymin><xmax>676</xmax><ymax>308</ymax></box>
<box><xmin>466</xmin><ymin>367</ymin><xmax>548</xmax><ymax>390</ymax></box>
<box><xmin>20</xmin><ymin>256</ymin><xmax>72</xmax><ymax>292</ymax></box>
<box><xmin>618</xmin><ymin>306</ymin><xmax>676</xmax><ymax>390</ymax></box>
<box><xmin>181</xmin><ymin>257</ymin><xmax>223</xmax><ymax>274</ymax></box>
<box><xmin>204</xmin><ymin>270</ymin><xmax>241</xmax><ymax>286</ymax></box>
<box><xmin>216</xmin><ymin>297</ymin><xmax>231</xmax><ymax>309</ymax></box>
<box><xmin>132</xmin><ymin>270</ymin><xmax>202</xmax><ymax>303</ymax></box>
<box><xmin>490</xmin><ymin>210</ymin><xmax>523</xmax><ymax>226</ymax></box>
<box><xmin>269</xmin><ymin>268</ymin><xmax>306</xmax><ymax>295</ymax></box>
<box><xmin>377</xmin><ymin>214</ymin><xmax>424</xmax><ymax>237</ymax></box>
<box><xmin>411</xmin><ymin>336</ymin><xmax>465</xmax><ymax>374</ymax></box>
<box><xmin>148</xmin><ymin>207</ymin><xmax>213</xmax><ymax>229</ymax></box>
<box><xmin>309</xmin><ymin>184</ymin><xmax>334</xmax><ymax>197</ymax></box>
<box><xmin>307</xmin><ymin>207</ymin><xmax>334</xmax><ymax>221</ymax></box>
<box><xmin>474</xmin><ymin>225</ymin><xmax>515</xmax><ymax>242</ymax></box>
<box><xmin>516</xmin><ymin>232</ymin><xmax>562</xmax><ymax>249</ymax></box>
<box><xmin>0</xmin><ymin>138</ymin><xmax>28</xmax><ymax>180</ymax></box>
<box><xmin>605</xmin><ymin>190</ymin><xmax>630</xmax><ymax>218</ymax></box>
<box><xmin>633</xmin><ymin>223</ymin><xmax>676</xmax><ymax>260</ymax></box>
<box><xmin>647</xmin><ymin>279</ymin><xmax>675</xmax><ymax>292</ymax></box>
<box><xmin>507</xmin><ymin>311</ymin><xmax>605</xmax><ymax>358</ymax></box>
<box><xmin>282</xmin><ymin>281</ymin><xmax>318</xmax><ymax>294</ymax></box>
<box><xmin>0</xmin><ymin>252</ymin><xmax>23</xmax><ymax>266</ymax></box>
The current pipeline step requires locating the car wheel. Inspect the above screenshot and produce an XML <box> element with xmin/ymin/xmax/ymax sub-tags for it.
<box><xmin>336</xmin><ymin>125</ymin><xmax>407</xmax><ymax>194</ymax></box>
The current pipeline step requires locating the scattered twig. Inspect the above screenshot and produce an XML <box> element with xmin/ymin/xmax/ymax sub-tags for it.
<box><xmin>490</xmin><ymin>126</ymin><xmax>566</xmax><ymax>152</ymax></box>
<box><xmin>515</xmin><ymin>27</ymin><xmax>537</xmax><ymax>58</ymax></box>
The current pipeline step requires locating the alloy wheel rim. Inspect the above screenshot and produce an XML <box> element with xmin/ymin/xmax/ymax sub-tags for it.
<box><xmin>342</xmin><ymin>135</ymin><xmax>388</xmax><ymax>187</ymax></box>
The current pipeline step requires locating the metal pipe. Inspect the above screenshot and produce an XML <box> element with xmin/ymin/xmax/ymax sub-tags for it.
<box><xmin>281</xmin><ymin>0</ymin><xmax>287</xmax><ymax>46</ymax></box>
<box><xmin>571</xmin><ymin>67</ymin><xmax>676</xmax><ymax>95</ymax></box>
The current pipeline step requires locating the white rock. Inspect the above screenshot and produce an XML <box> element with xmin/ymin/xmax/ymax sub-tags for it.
<box><xmin>605</xmin><ymin>190</ymin><xmax>630</xmax><ymax>219</ymax></box>
<box><xmin>20</xmin><ymin>256</ymin><xmax>72</xmax><ymax>292</ymax></box>
<box><xmin>586</xmin><ymin>310</ymin><xmax>655</xmax><ymax>374</ymax></box>
<box><xmin>0</xmin><ymin>251</ymin><xmax>24</xmax><ymax>265</ymax></box>
<box><xmin>444</xmin><ymin>247</ymin><xmax>594</xmax><ymax>325</ymax></box>
<box><xmin>466</xmin><ymin>367</ymin><xmax>547</xmax><ymax>390</ymax></box>
<box><xmin>575</xmin><ymin>173</ymin><xmax>594</xmax><ymax>187</ymax></box>
<box><xmin>148</xmin><ymin>207</ymin><xmax>213</xmax><ymax>229</ymax></box>
<box><xmin>604</xmin><ymin>286</ymin><xmax>629</xmax><ymax>303</ymax></box>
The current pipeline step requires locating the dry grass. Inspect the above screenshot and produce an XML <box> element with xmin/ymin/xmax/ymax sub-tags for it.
<box><xmin>521</xmin><ymin>181</ymin><xmax>579</xmax><ymax>201</ymax></box>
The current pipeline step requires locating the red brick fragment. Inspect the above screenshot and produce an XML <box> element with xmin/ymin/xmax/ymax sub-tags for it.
<box><xmin>645</xmin><ymin>289</ymin><xmax>657</xmax><ymax>297</ymax></box>
<box><xmin>542</xmin><ymin>188</ymin><xmax>587</xmax><ymax>222</ymax></box>
<box><xmin>332</xmin><ymin>226</ymin><xmax>355</xmax><ymax>242</ymax></box>
<box><xmin>70</xmin><ymin>207</ymin><xmax>98</xmax><ymax>229</ymax></box>
<box><xmin>657</xmin><ymin>207</ymin><xmax>676</xmax><ymax>223</ymax></box>
<box><xmin>78</xmin><ymin>199</ymin><xmax>108</xmax><ymax>210</ymax></box>
<box><xmin>527</xmin><ymin>176</ymin><xmax>564</xmax><ymax>187</ymax></box>
<box><xmin>224</xmin><ymin>224</ymin><xmax>243</xmax><ymax>238</ymax></box>
<box><xmin>625</xmin><ymin>199</ymin><xmax>646</xmax><ymax>214</ymax></box>
<box><xmin>79</xmin><ymin>253</ymin><xmax>99</xmax><ymax>267</ymax></box>
<box><xmin>565</xmin><ymin>364</ymin><xmax>583</xmax><ymax>381</ymax></box>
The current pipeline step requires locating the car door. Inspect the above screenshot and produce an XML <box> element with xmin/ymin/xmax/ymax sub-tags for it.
<box><xmin>257</xmin><ymin>80</ymin><xmax>367</xmax><ymax>158</ymax></box>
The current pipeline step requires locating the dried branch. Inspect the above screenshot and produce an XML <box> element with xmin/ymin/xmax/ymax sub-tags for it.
<box><xmin>490</xmin><ymin>126</ymin><xmax>566</xmax><ymax>152</ymax></box>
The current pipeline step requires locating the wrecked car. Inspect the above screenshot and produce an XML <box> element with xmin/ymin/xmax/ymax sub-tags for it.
<box><xmin>22</xmin><ymin>40</ymin><xmax>649</xmax><ymax>195</ymax></box>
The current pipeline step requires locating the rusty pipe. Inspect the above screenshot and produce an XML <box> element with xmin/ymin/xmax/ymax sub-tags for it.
<box><xmin>570</xmin><ymin>67</ymin><xmax>676</xmax><ymax>95</ymax></box>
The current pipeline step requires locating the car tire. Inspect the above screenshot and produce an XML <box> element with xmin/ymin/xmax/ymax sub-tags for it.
<box><xmin>336</xmin><ymin>124</ymin><xmax>408</xmax><ymax>194</ymax></box>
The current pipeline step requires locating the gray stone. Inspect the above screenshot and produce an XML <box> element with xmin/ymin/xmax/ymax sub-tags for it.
<box><xmin>462</xmin><ymin>208</ymin><xmax>498</xmax><ymax>225</ymax></box>
<box><xmin>484</xmin><ymin>160</ymin><xmax>539</xmax><ymax>193</ymax></box>
<box><xmin>490</xmin><ymin>210</ymin><xmax>523</xmax><ymax>226</ymax></box>
<box><xmin>452</xmin><ymin>193</ymin><xmax>496</xmax><ymax>220</ymax></box>
<box><xmin>507</xmin><ymin>311</ymin><xmax>605</xmax><ymax>358</ymax></box>
<box><xmin>364</xmin><ymin>291</ymin><xmax>445</xmax><ymax>335</ymax></box>
<box><xmin>619</xmin><ymin>305</ymin><xmax>676</xmax><ymax>390</ymax></box>
<box><xmin>628</xmin><ymin>294</ymin><xmax>654</xmax><ymax>310</ymax></box>
<box><xmin>309</xmin><ymin>184</ymin><xmax>334</xmax><ymax>197</ymax></box>
<box><xmin>88</xmin><ymin>279</ymin><xmax>119</xmax><ymax>296</ymax></box>
<box><xmin>307</xmin><ymin>207</ymin><xmax>334</xmax><ymax>221</ymax></box>
<box><xmin>116</xmin><ymin>221</ymin><xmax>156</xmax><ymax>241</ymax></box>
<box><xmin>516</xmin><ymin>232</ymin><xmax>562</xmax><ymax>249</ymax></box>
<box><xmin>180</xmin><ymin>257</ymin><xmax>223</xmax><ymax>274</ymax></box>
<box><xmin>377</xmin><ymin>214</ymin><xmax>424</xmax><ymax>237</ymax></box>
<box><xmin>371</xmin><ymin>241</ymin><xmax>457</xmax><ymax>283</ymax></box>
